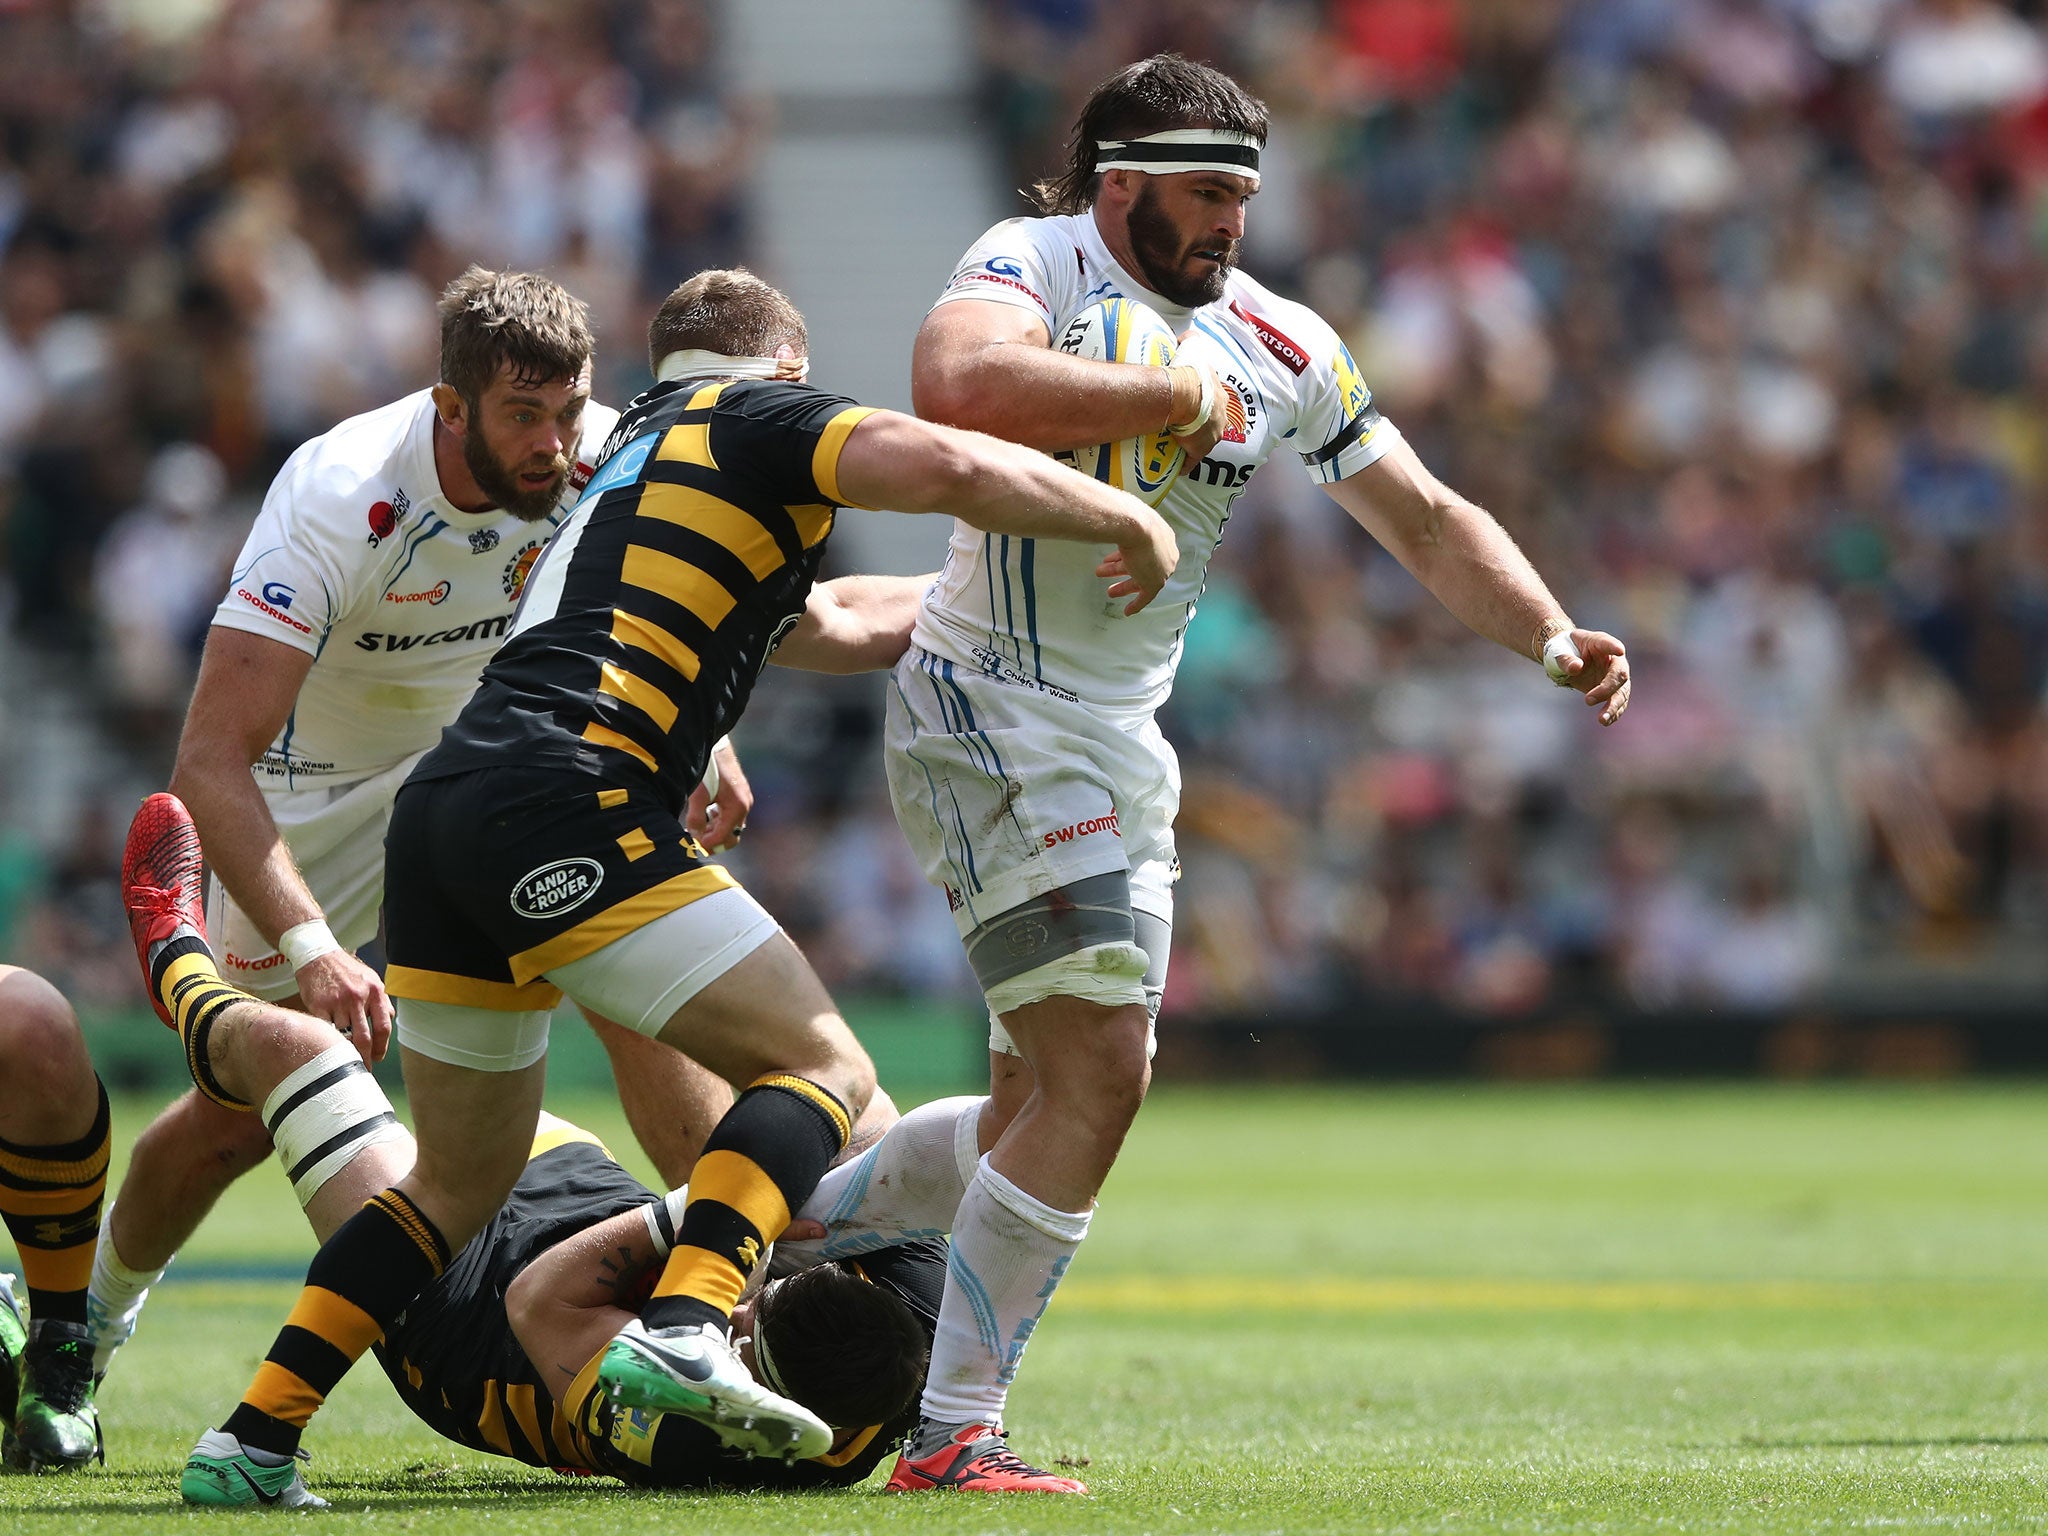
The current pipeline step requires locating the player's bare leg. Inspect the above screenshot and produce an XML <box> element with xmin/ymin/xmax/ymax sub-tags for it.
<box><xmin>87</xmin><ymin>1088</ymin><xmax>273</xmax><ymax>1378</ymax></box>
<box><xmin>100</xmin><ymin>982</ymin><xmax>319</xmax><ymax>1283</ymax></box>
<box><xmin>583</xmin><ymin>1008</ymin><xmax>731</xmax><ymax>1186</ymax></box>
<box><xmin>981</xmin><ymin>1049</ymin><xmax>1033</xmax><ymax>1149</ymax></box>
<box><xmin>0</xmin><ymin>966</ymin><xmax>109</xmax><ymax>1471</ymax></box>
<box><xmin>121</xmin><ymin>793</ymin><xmax>401</xmax><ymax>1506</ymax></box>
<box><xmin>888</xmin><ymin>996</ymin><xmax>1146</xmax><ymax>1495</ymax></box>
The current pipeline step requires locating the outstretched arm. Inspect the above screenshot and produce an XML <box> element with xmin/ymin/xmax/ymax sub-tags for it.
<box><xmin>1324</xmin><ymin>439</ymin><xmax>1631</xmax><ymax>725</ymax></box>
<box><xmin>834</xmin><ymin>410</ymin><xmax>1180</xmax><ymax>615</ymax></box>
<box><xmin>770</xmin><ymin>574</ymin><xmax>934</xmax><ymax>675</ymax></box>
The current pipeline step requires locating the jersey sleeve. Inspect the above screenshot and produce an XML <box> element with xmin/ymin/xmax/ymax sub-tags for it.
<box><xmin>929</xmin><ymin>217</ymin><xmax>1070</xmax><ymax>334</ymax></box>
<box><xmin>1282</xmin><ymin>308</ymin><xmax>1402</xmax><ymax>486</ymax></box>
<box><xmin>712</xmin><ymin>380</ymin><xmax>880</xmax><ymax>510</ymax></box>
<box><xmin>210</xmin><ymin>444</ymin><xmax>362</xmax><ymax>657</ymax></box>
<box><xmin>563</xmin><ymin>400</ymin><xmax>623</xmax><ymax>505</ymax></box>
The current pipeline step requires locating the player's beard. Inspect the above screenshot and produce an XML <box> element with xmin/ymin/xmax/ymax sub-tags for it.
<box><xmin>1127</xmin><ymin>182</ymin><xmax>1236</xmax><ymax>308</ymax></box>
<box><xmin>464</xmin><ymin>428</ymin><xmax>569</xmax><ymax>522</ymax></box>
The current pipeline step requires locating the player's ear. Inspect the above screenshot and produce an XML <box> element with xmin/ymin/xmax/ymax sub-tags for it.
<box><xmin>430</xmin><ymin>383</ymin><xmax>468</xmax><ymax>434</ymax></box>
<box><xmin>1101</xmin><ymin>167</ymin><xmax>1137</xmax><ymax>204</ymax></box>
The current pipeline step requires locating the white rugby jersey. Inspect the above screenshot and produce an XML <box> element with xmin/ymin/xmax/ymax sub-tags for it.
<box><xmin>917</xmin><ymin>211</ymin><xmax>1400</xmax><ymax>714</ymax></box>
<box><xmin>212</xmin><ymin>389</ymin><xmax>619</xmax><ymax>787</ymax></box>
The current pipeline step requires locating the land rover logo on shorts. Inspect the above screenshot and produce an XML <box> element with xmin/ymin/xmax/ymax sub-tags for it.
<box><xmin>510</xmin><ymin>858</ymin><xmax>604</xmax><ymax>919</ymax></box>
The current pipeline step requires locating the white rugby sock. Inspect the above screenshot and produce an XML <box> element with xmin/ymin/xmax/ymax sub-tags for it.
<box><xmin>918</xmin><ymin>1155</ymin><xmax>1090</xmax><ymax>1430</ymax></box>
<box><xmin>86</xmin><ymin>1207</ymin><xmax>168</xmax><ymax>1378</ymax></box>
<box><xmin>779</xmin><ymin>1095</ymin><xmax>983</xmax><ymax>1267</ymax></box>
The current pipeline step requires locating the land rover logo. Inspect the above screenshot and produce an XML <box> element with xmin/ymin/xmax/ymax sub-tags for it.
<box><xmin>510</xmin><ymin>858</ymin><xmax>604</xmax><ymax>920</ymax></box>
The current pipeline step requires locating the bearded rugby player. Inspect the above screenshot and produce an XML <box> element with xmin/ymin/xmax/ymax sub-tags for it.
<box><xmin>86</xmin><ymin>268</ymin><xmax>752</xmax><ymax>1387</ymax></box>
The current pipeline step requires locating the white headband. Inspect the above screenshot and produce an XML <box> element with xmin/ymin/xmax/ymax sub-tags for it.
<box><xmin>655</xmin><ymin>349</ymin><xmax>810</xmax><ymax>385</ymax></box>
<box><xmin>751</xmin><ymin>1315</ymin><xmax>791</xmax><ymax>1398</ymax></box>
<box><xmin>1095</xmin><ymin>127</ymin><xmax>1262</xmax><ymax>183</ymax></box>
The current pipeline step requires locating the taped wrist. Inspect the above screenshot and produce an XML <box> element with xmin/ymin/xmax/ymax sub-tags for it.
<box><xmin>1541</xmin><ymin>630</ymin><xmax>1581</xmax><ymax>686</ymax></box>
<box><xmin>279</xmin><ymin>918</ymin><xmax>341</xmax><ymax>972</ymax></box>
<box><xmin>1167</xmin><ymin>365</ymin><xmax>1216</xmax><ymax>437</ymax></box>
<box><xmin>641</xmin><ymin>1186</ymin><xmax>692</xmax><ymax>1257</ymax></box>
<box><xmin>261</xmin><ymin>1043</ymin><xmax>408</xmax><ymax>1207</ymax></box>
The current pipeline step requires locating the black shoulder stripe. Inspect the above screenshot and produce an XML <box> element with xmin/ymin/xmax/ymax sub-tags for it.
<box><xmin>1304</xmin><ymin>405</ymin><xmax>1382</xmax><ymax>467</ymax></box>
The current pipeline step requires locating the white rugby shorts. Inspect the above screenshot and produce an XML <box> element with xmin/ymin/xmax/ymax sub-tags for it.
<box><xmin>883</xmin><ymin>643</ymin><xmax>1180</xmax><ymax>944</ymax></box>
<box><xmin>207</xmin><ymin>753</ymin><xmax>424</xmax><ymax>1000</ymax></box>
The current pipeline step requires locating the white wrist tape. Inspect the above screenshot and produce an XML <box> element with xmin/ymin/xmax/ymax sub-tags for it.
<box><xmin>1169</xmin><ymin>366</ymin><xmax>1215</xmax><ymax>437</ymax></box>
<box><xmin>641</xmin><ymin>1186</ymin><xmax>691</xmax><ymax>1257</ymax></box>
<box><xmin>1542</xmin><ymin>631</ymin><xmax>1582</xmax><ymax>686</ymax></box>
<box><xmin>279</xmin><ymin>918</ymin><xmax>341</xmax><ymax>972</ymax></box>
<box><xmin>700</xmin><ymin>736</ymin><xmax>731</xmax><ymax>801</ymax></box>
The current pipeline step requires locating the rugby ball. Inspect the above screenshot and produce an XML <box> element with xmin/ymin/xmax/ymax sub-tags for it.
<box><xmin>1052</xmin><ymin>297</ymin><xmax>1184</xmax><ymax>506</ymax></box>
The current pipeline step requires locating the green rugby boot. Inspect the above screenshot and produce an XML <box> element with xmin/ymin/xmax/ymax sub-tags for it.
<box><xmin>181</xmin><ymin>1429</ymin><xmax>326</xmax><ymax>1509</ymax></box>
<box><xmin>599</xmin><ymin>1318</ymin><xmax>830</xmax><ymax>1462</ymax></box>
<box><xmin>0</xmin><ymin>1273</ymin><xmax>25</xmax><ymax>1429</ymax></box>
<box><xmin>3</xmin><ymin>1318</ymin><xmax>101</xmax><ymax>1471</ymax></box>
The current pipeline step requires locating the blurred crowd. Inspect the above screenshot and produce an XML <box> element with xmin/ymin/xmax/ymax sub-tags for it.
<box><xmin>3</xmin><ymin>0</ymin><xmax>2046</xmax><ymax>1025</ymax></box>
<box><xmin>983</xmin><ymin>0</ymin><xmax>2048</xmax><ymax>1018</ymax></box>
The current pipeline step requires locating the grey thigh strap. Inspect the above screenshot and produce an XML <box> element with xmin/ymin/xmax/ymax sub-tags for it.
<box><xmin>965</xmin><ymin>872</ymin><xmax>1136</xmax><ymax>992</ymax></box>
<box><xmin>1134</xmin><ymin>907</ymin><xmax>1170</xmax><ymax>1021</ymax></box>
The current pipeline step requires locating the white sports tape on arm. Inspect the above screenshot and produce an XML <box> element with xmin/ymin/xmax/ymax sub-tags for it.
<box><xmin>1168</xmin><ymin>366</ymin><xmax>1216</xmax><ymax>437</ymax></box>
<box><xmin>641</xmin><ymin>1186</ymin><xmax>691</xmax><ymax>1257</ymax></box>
<box><xmin>279</xmin><ymin>918</ymin><xmax>341</xmax><ymax>972</ymax></box>
<box><xmin>700</xmin><ymin>736</ymin><xmax>730</xmax><ymax>801</ymax></box>
<box><xmin>261</xmin><ymin>1043</ymin><xmax>410</xmax><ymax>1208</ymax></box>
<box><xmin>1542</xmin><ymin>631</ymin><xmax>1582</xmax><ymax>686</ymax></box>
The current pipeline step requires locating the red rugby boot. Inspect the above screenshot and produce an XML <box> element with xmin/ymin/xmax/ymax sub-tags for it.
<box><xmin>883</xmin><ymin>1423</ymin><xmax>1087</xmax><ymax>1494</ymax></box>
<box><xmin>121</xmin><ymin>792</ymin><xmax>210</xmax><ymax>1028</ymax></box>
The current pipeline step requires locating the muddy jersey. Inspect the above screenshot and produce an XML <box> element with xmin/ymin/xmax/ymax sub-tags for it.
<box><xmin>211</xmin><ymin>390</ymin><xmax>618</xmax><ymax>788</ymax></box>
<box><xmin>921</xmin><ymin>211</ymin><xmax>1399</xmax><ymax>715</ymax></box>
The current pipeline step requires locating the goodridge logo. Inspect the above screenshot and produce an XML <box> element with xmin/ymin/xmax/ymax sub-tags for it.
<box><xmin>510</xmin><ymin>858</ymin><xmax>604</xmax><ymax>920</ymax></box>
<box><xmin>237</xmin><ymin>586</ymin><xmax>312</xmax><ymax>634</ymax></box>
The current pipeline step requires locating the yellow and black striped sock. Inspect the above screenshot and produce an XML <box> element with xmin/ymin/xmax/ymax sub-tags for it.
<box><xmin>151</xmin><ymin>936</ymin><xmax>253</xmax><ymax>1110</ymax></box>
<box><xmin>0</xmin><ymin>1078</ymin><xmax>110</xmax><ymax>1326</ymax></box>
<box><xmin>221</xmin><ymin>1187</ymin><xmax>449</xmax><ymax>1456</ymax></box>
<box><xmin>643</xmin><ymin>1074</ymin><xmax>850</xmax><ymax>1333</ymax></box>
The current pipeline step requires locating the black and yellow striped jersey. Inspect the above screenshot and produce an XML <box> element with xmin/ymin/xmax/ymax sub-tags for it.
<box><xmin>414</xmin><ymin>378</ymin><xmax>875</xmax><ymax>812</ymax></box>
<box><xmin>374</xmin><ymin>1135</ymin><xmax>946</xmax><ymax>1489</ymax></box>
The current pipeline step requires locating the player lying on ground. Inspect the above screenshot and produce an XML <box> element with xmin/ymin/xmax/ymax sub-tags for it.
<box><xmin>114</xmin><ymin>816</ymin><xmax>939</xmax><ymax>1505</ymax></box>
<box><xmin>128</xmin><ymin>265</ymin><xmax>1181</xmax><ymax>1508</ymax></box>
<box><xmin>0</xmin><ymin>967</ymin><xmax>110</xmax><ymax>1470</ymax></box>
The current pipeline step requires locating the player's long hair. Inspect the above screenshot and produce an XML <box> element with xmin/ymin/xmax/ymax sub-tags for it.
<box><xmin>437</xmin><ymin>266</ymin><xmax>592</xmax><ymax>407</ymax></box>
<box><xmin>756</xmin><ymin>1262</ymin><xmax>929</xmax><ymax>1429</ymax></box>
<box><xmin>1033</xmin><ymin>53</ymin><xmax>1269</xmax><ymax>216</ymax></box>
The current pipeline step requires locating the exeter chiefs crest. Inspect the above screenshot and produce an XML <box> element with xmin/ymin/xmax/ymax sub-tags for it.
<box><xmin>501</xmin><ymin>538</ymin><xmax>545</xmax><ymax>600</ymax></box>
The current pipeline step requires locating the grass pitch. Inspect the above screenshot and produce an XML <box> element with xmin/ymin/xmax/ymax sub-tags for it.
<box><xmin>7</xmin><ymin>1081</ymin><xmax>2048</xmax><ymax>1533</ymax></box>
